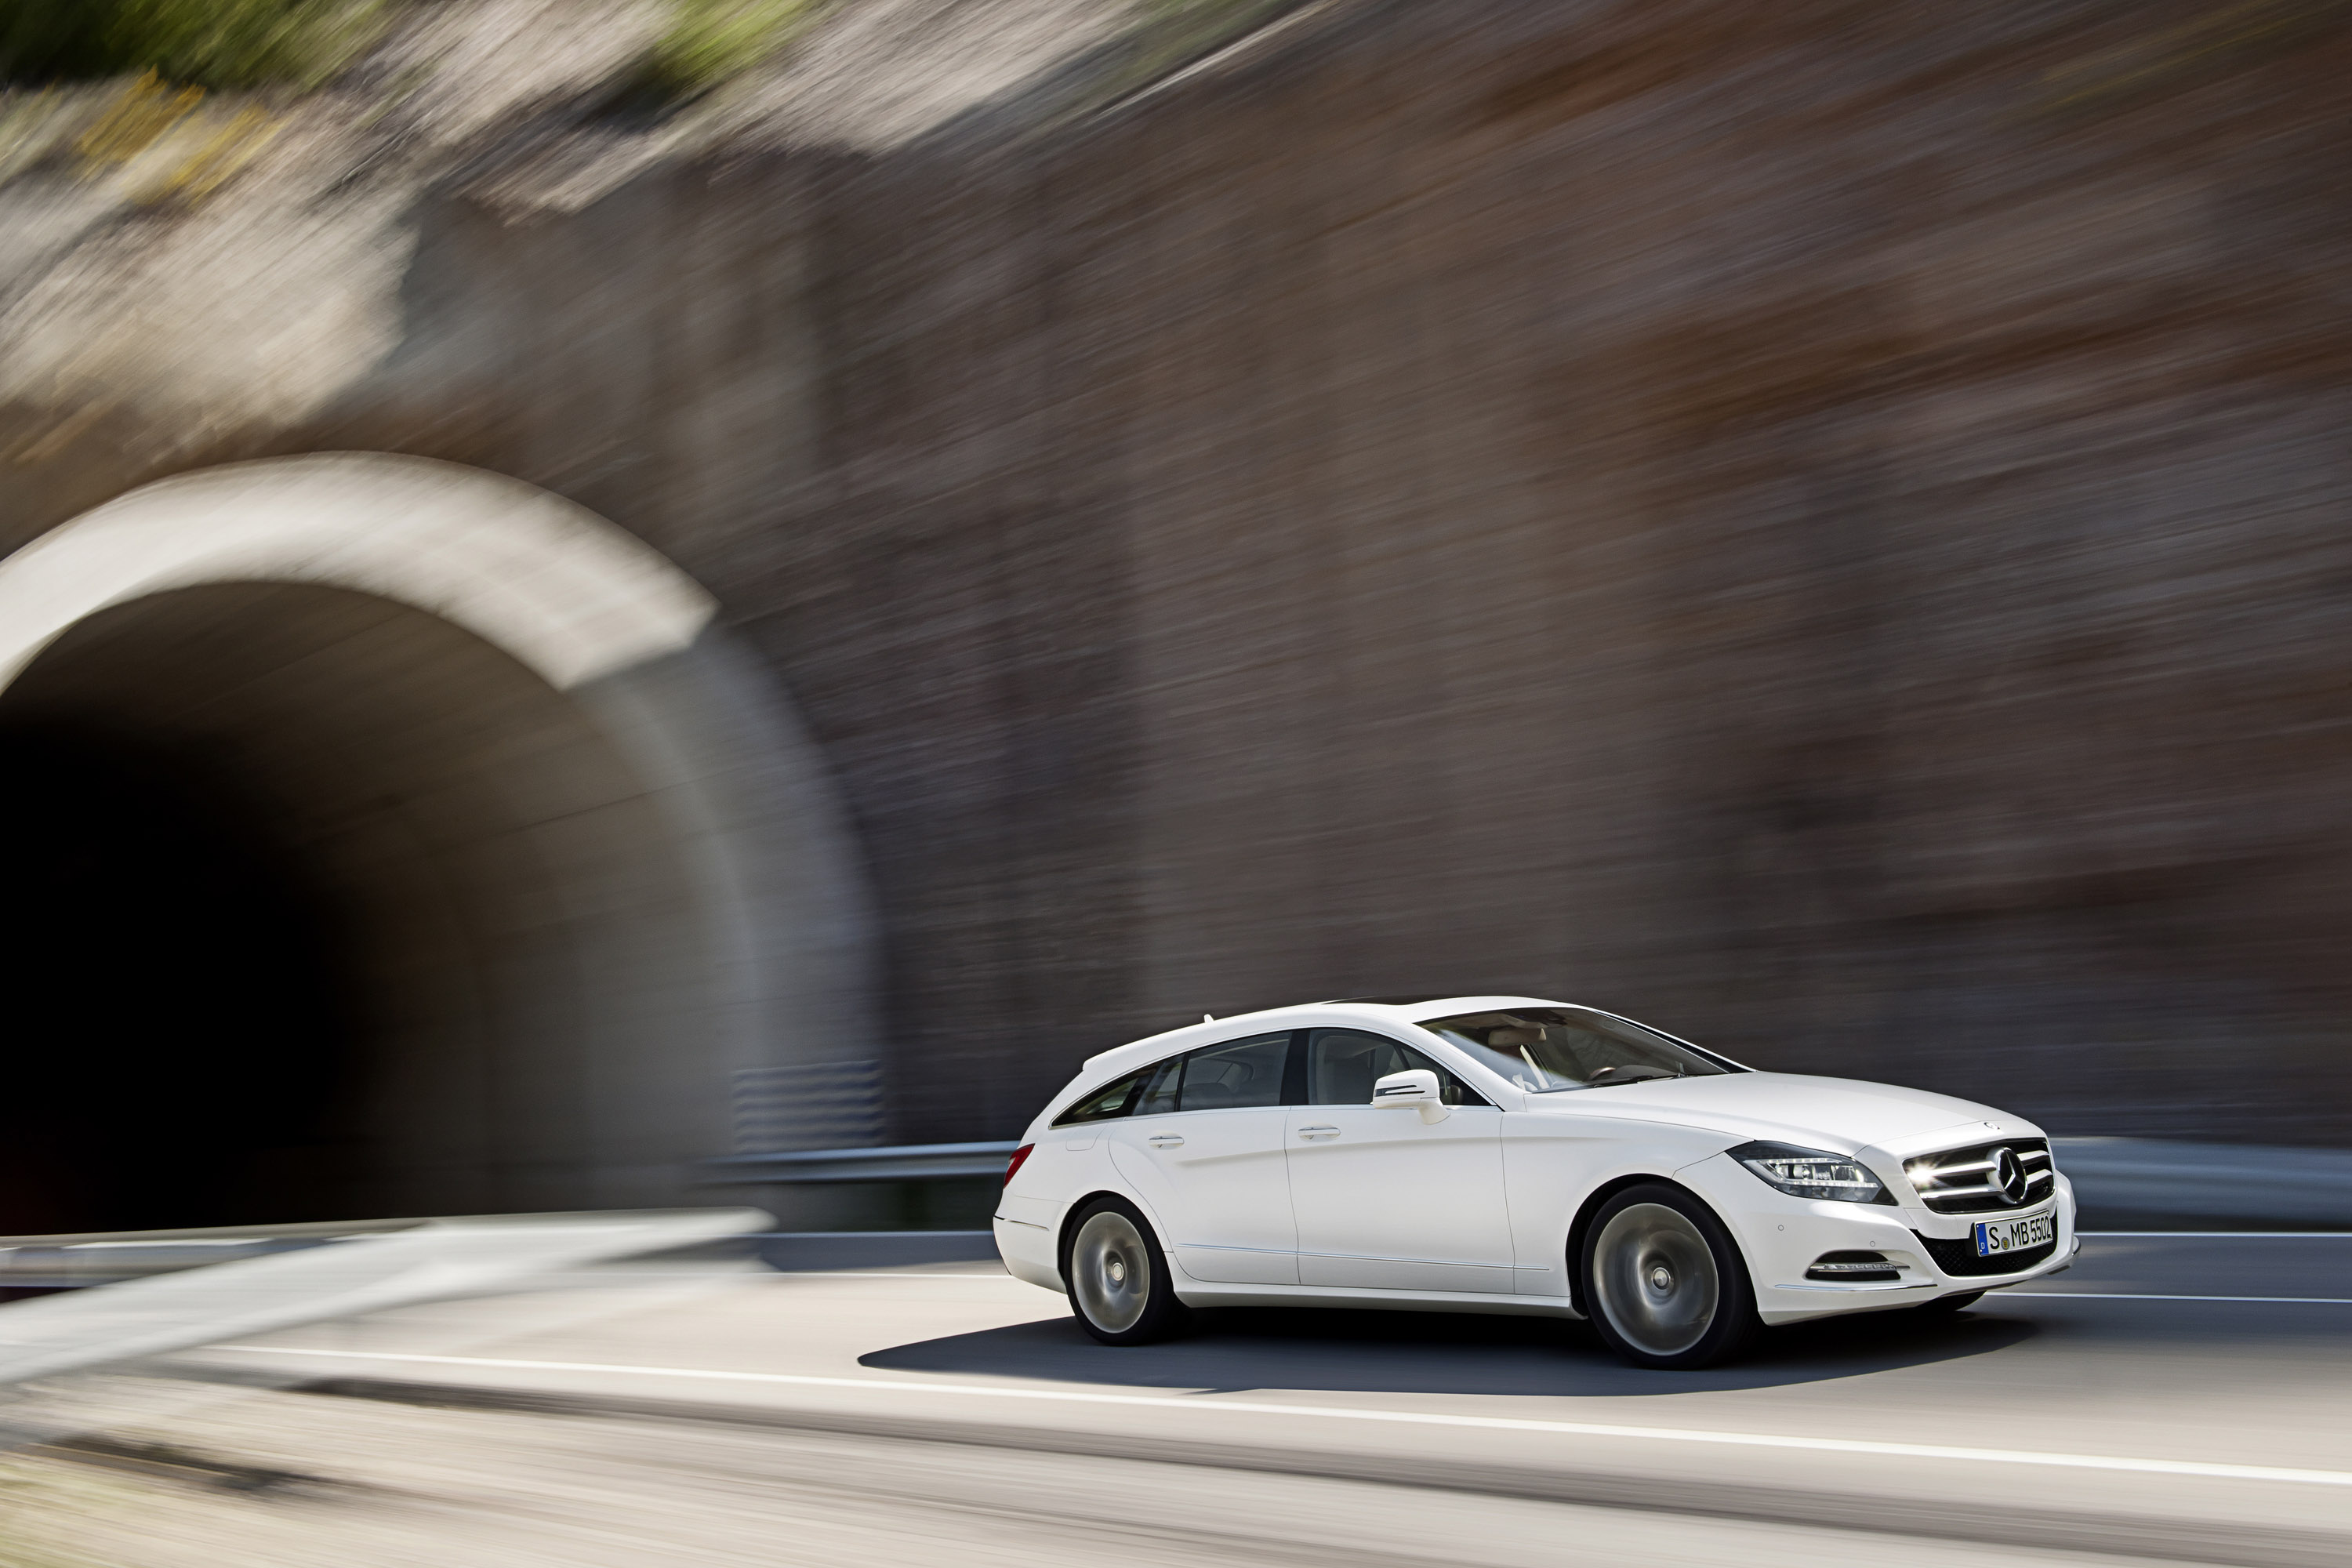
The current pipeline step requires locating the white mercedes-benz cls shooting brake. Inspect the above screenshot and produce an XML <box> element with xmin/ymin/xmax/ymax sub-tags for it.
<box><xmin>993</xmin><ymin>996</ymin><xmax>2079</xmax><ymax>1368</ymax></box>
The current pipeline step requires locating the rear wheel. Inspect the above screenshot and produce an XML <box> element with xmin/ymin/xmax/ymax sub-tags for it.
<box><xmin>1581</xmin><ymin>1184</ymin><xmax>1759</xmax><ymax>1370</ymax></box>
<box><xmin>1062</xmin><ymin>1197</ymin><xmax>1190</xmax><ymax>1345</ymax></box>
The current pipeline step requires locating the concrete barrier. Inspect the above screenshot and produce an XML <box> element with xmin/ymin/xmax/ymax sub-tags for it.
<box><xmin>753</xmin><ymin>1231</ymin><xmax>1002</xmax><ymax>1272</ymax></box>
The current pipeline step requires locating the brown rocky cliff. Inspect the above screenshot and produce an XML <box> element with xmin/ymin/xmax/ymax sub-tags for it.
<box><xmin>6</xmin><ymin>0</ymin><xmax>2352</xmax><ymax>1148</ymax></box>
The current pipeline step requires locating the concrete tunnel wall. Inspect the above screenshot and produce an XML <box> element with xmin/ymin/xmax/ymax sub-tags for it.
<box><xmin>0</xmin><ymin>456</ymin><xmax>874</xmax><ymax>1228</ymax></box>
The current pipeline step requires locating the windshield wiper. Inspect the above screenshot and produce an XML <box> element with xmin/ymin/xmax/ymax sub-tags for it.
<box><xmin>1581</xmin><ymin>1066</ymin><xmax>1680</xmax><ymax>1088</ymax></box>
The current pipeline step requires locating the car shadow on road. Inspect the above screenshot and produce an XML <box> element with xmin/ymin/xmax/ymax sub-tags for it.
<box><xmin>858</xmin><ymin>1302</ymin><xmax>2037</xmax><ymax>1396</ymax></box>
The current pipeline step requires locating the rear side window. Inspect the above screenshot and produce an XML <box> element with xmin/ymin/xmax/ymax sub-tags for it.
<box><xmin>1047</xmin><ymin>1051</ymin><xmax>1184</xmax><ymax>1126</ymax></box>
<box><xmin>1178</xmin><ymin>1033</ymin><xmax>1290</xmax><ymax>1111</ymax></box>
<box><xmin>1051</xmin><ymin>1031</ymin><xmax>1297</xmax><ymax>1124</ymax></box>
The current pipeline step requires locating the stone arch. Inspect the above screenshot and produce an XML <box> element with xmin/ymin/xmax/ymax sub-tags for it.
<box><xmin>0</xmin><ymin>453</ymin><xmax>872</xmax><ymax>1225</ymax></box>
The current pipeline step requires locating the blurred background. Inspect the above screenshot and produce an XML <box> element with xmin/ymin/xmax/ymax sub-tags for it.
<box><xmin>2</xmin><ymin>0</ymin><xmax>2350</xmax><ymax>1236</ymax></box>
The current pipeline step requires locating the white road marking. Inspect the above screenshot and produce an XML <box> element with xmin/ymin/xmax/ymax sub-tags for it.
<box><xmin>775</xmin><ymin>1279</ymin><xmax>2352</xmax><ymax>1303</ymax></box>
<box><xmin>767</xmin><ymin>1276</ymin><xmax>2352</xmax><ymax>1301</ymax></box>
<box><xmin>764</xmin><ymin>1276</ymin><xmax>2352</xmax><ymax>1301</ymax></box>
<box><xmin>765</xmin><ymin>1272</ymin><xmax>1015</xmax><ymax>1280</ymax></box>
<box><xmin>218</xmin><ymin>1344</ymin><xmax>2352</xmax><ymax>1489</ymax></box>
<box><xmin>753</xmin><ymin>1232</ymin><xmax>994</xmax><ymax>1240</ymax></box>
<box><xmin>2004</xmin><ymin>1291</ymin><xmax>2352</xmax><ymax>1304</ymax></box>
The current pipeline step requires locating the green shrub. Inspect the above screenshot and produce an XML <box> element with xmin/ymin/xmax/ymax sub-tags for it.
<box><xmin>639</xmin><ymin>0</ymin><xmax>820</xmax><ymax>100</ymax></box>
<box><xmin>0</xmin><ymin>0</ymin><xmax>381</xmax><ymax>89</ymax></box>
<box><xmin>2</xmin><ymin>0</ymin><xmax>824</xmax><ymax>98</ymax></box>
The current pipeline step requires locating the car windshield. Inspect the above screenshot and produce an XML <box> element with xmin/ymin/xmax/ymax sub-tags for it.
<box><xmin>1419</xmin><ymin>1007</ymin><xmax>1734</xmax><ymax>1093</ymax></box>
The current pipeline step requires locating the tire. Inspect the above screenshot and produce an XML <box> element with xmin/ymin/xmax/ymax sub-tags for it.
<box><xmin>1909</xmin><ymin>1290</ymin><xmax>1984</xmax><ymax>1315</ymax></box>
<box><xmin>1580</xmin><ymin>1183</ymin><xmax>1760</xmax><ymax>1370</ymax></box>
<box><xmin>1062</xmin><ymin>1196</ymin><xmax>1192</xmax><ymax>1346</ymax></box>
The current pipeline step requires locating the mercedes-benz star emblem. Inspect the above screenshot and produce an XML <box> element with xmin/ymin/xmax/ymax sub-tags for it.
<box><xmin>1991</xmin><ymin>1145</ymin><xmax>2028</xmax><ymax>1207</ymax></box>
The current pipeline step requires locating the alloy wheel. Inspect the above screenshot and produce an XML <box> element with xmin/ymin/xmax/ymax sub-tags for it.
<box><xmin>1592</xmin><ymin>1201</ymin><xmax>1720</xmax><ymax>1358</ymax></box>
<box><xmin>1071</xmin><ymin>1209</ymin><xmax>1153</xmax><ymax>1334</ymax></box>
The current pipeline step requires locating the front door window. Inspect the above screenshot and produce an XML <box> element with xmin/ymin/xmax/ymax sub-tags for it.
<box><xmin>1305</xmin><ymin>1030</ymin><xmax>1485</xmax><ymax>1107</ymax></box>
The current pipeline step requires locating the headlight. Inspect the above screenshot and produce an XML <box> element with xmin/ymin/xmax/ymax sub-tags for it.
<box><xmin>1728</xmin><ymin>1141</ymin><xmax>1894</xmax><ymax>1204</ymax></box>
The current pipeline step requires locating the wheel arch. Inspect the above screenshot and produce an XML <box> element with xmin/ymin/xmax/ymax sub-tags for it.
<box><xmin>1056</xmin><ymin>1188</ymin><xmax>1155</xmax><ymax>1279</ymax></box>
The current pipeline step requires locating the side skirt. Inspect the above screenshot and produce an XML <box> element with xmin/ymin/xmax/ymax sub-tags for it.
<box><xmin>1171</xmin><ymin>1282</ymin><xmax>1582</xmax><ymax>1318</ymax></box>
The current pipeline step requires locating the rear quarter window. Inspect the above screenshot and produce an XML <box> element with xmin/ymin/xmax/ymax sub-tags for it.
<box><xmin>1051</xmin><ymin>1070</ymin><xmax>1145</xmax><ymax>1126</ymax></box>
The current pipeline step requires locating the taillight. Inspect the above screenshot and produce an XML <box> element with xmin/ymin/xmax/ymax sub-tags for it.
<box><xmin>1003</xmin><ymin>1143</ymin><xmax>1035</xmax><ymax>1189</ymax></box>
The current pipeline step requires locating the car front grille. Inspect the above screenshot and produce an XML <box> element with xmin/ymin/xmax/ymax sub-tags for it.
<box><xmin>1904</xmin><ymin>1137</ymin><xmax>2055</xmax><ymax>1214</ymax></box>
<box><xmin>1912</xmin><ymin>1229</ymin><xmax>2059</xmax><ymax>1277</ymax></box>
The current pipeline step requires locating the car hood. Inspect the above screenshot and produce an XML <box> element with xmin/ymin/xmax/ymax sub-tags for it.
<box><xmin>1513</xmin><ymin>1072</ymin><xmax>2028</xmax><ymax>1154</ymax></box>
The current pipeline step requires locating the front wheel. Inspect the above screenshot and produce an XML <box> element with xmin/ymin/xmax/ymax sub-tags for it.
<box><xmin>1062</xmin><ymin>1198</ymin><xmax>1191</xmax><ymax>1345</ymax></box>
<box><xmin>1581</xmin><ymin>1184</ymin><xmax>1759</xmax><ymax>1370</ymax></box>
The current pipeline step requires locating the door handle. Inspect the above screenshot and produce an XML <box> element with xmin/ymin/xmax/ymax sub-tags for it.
<box><xmin>1147</xmin><ymin>1134</ymin><xmax>1185</xmax><ymax>1149</ymax></box>
<box><xmin>1295</xmin><ymin>1125</ymin><xmax>1340</xmax><ymax>1140</ymax></box>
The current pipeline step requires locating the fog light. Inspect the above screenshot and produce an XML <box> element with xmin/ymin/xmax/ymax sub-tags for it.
<box><xmin>1806</xmin><ymin>1250</ymin><xmax>1900</xmax><ymax>1283</ymax></box>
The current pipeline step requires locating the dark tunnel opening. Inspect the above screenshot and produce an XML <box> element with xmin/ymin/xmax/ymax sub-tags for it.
<box><xmin>0</xmin><ymin>721</ymin><xmax>358</xmax><ymax>1235</ymax></box>
<box><xmin>0</xmin><ymin>577</ymin><xmax>746</xmax><ymax>1232</ymax></box>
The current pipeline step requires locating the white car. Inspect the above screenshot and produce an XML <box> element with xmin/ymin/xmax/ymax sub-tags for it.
<box><xmin>993</xmin><ymin>996</ymin><xmax>2079</xmax><ymax>1368</ymax></box>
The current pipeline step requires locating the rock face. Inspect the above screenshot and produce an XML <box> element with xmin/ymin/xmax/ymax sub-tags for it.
<box><xmin>5</xmin><ymin>0</ymin><xmax>2352</xmax><ymax>1206</ymax></box>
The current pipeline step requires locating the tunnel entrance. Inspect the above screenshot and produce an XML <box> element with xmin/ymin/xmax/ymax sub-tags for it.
<box><xmin>0</xmin><ymin>579</ymin><xmax>722</xmax><ymax>1231</ymax></box>
<box><xmin>0</xmin><ymin>454</ymin><xmax>878</xmax><ymax>1234</ymax></box>
<box><xmin>0</xmin><ymin>721</ymin><xmax>354</xmax><ymax>1235</ymax></box>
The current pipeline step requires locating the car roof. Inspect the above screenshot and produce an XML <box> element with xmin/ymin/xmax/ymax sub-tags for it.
<box><xmin>1076</xmin><ymin>995</ymin><xmax>1574</xmax><ymax>1074</ymax></box>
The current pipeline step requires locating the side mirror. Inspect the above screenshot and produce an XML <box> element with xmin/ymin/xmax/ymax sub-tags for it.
<box><xmin>1372</xmin><ymin>1069</ymin><xmax>1449</xmax><ymax>1123</ymax></box>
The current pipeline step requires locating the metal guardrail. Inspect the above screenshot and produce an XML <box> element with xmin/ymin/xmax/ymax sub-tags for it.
<box><xmin>703</xmin><ymin>1140</ymin><xmax>1021</xmax><ymax>1184</ymax></box>
<box><xmin>703</xmin><ymin>1135</ymin><xmax>2352</xmax><ymax>1226</ymax></box>
<box><xmin>2053</xmin><ymin>1137</ymin><xmax>2352</xmax><ymax>1225</ymax></box>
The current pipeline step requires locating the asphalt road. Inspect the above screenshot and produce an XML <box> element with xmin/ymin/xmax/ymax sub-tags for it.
<box><xmin>15</xmin><ymin>1233</ymin><xmax>2350</xmax><ymax>1567</ymax></box>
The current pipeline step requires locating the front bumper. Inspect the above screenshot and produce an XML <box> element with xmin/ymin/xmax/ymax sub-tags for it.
<box><xmin>1678</xmin><ymin>1153</ymin><xmax>2079</xmax><ymax>1326</ymax></box>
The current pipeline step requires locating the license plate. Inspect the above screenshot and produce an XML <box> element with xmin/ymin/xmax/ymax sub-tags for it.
<box><xmin>1974</xmin><ymin>1208</ymin><xmax>2056</xmax><ymax>1258</ymax></box>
